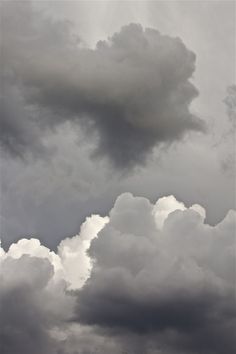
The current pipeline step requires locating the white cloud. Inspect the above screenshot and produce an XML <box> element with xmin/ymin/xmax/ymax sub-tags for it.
<box><xmin>58</xmin><ymin>214</ymin><xmax>109</xmax><ymax>289</ymax></box>
<box><xmin>153</xmin><ymin>195</ymin><xmax>186</xmax><ymax>229</ymax></box>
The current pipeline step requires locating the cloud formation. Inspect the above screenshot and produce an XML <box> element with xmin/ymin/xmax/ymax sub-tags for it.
<box><xmin>76</xmin><ymin>193</ymin><xmax>236</xmax><ymax>353</ymax></box>
<box><xmin>0</xmin><ymin>214</ymin><xmax>106</xmax><ymax>354</ymax></box>
<box><xmin>1</xmin><ymin>1</ymin><xmax>205</xmax><ymax>168</ymax></box>
<box><xmin>0</xmin><ymin>255</ymin><xmax>62</xmax><ymax>354</ymax></box>
<box><xmin>1</xmin><ymin>193</ymin><xmax>235</xmax><ymax>353</ymax></box>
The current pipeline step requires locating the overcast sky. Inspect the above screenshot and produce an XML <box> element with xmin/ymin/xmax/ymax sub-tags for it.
<box><xmin>1</xmin><ymin>0</ymin><xmax>235</xmax><ymax>249</ymax></box>
<box><xmin>0</xmin><ymin>1</ymin><xmax>235</xmax><ymax>353</ymax></box>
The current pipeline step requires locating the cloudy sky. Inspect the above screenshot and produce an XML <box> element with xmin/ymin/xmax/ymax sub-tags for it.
<box><xmin>0</xmin><ymin>1</ymin><xmax>235</xmax><ymax>353</ymax></box>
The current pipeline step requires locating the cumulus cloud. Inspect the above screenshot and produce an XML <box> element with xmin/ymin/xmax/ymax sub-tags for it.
<box><xmin>76</xmin><ymin>193</ymin><xmax>236</xmax><ymax>354</ymax></box>
<box><xmin>1</xmin><ymin>1</ymin><xmax>205</xmax><ymax>168</ymax></box>
<box><xmin>1</xmin><ymin>193</ymin><xmax>235</xmax><ymax>353</ymax></box>
<box><xmin>57</xmin><ymin>214</ymin><xmax>109</xmax><ymax>289</ymax></box>
<box><xmin>0</xmin><ymin>254</ymin><xmax>73</xmax><ymax>354</ymax></box>
<box><xmin>0</xmin><ymin>214</ymin><xmax>107</xmax><ymax>354</ymax></box>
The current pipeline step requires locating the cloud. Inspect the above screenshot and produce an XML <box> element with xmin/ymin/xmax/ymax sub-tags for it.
<box><xmin>0</xmin><ymin>1</ymin><xmax>72</xmax><ymax>159</ymax></box>
<box><xmin>0</xmin><ymin>214</ymin><xmax>106</xmax><ymax>354</ymax></box>
<box><xmin>1</xmin><ymin>193</ymin><xmax>235</xmax><ymax>353</ymax></box>
<box><xmin>1</xmin><ymin>1</ymin><xmax>205</xmax><ymax>168</ymax></box>
<box><xmin>57</xmin><ymin>214</ymin><xmax>109</xmax><ymax>289</ymax></box>
<box><xmin>0</xmin><ymin>255</ymin><xmax>72</xmax><ymax>354</ymax></box>
<box><xmin>76</xmin><ymin>193</ymin><xmax>236</xmax><ymax>354</ymax></box>
<box><xmin>0</xmin><ymin>85</ymin><xmax>46</xmax><ymax>159</ymax></box>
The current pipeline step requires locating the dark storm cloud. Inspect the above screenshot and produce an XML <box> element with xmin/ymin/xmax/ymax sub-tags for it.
<box><xmin>1</xmin><ymin>1</ymin><xmax>205</xmax><ymax>168</ymax></box>
<box><xmin>77</xmin><ymin>278</ymin><xmax>236</xmax><ymax>354</ymax></box>
<box><xmin>75</xmin><ymin>193</ymin><xmax>236</xmax><ymax>354</ymax></box>
<box><xmin>1</xmin><ymin>194</ymin><xmax>235</xmax><ymax>354</ymax></box>
<box><xmin>0</xmin><ymin>253</ymin><xmax>75</xmax><ymax>354</ymax></box>
<box><xmin>0</xmin><ymin>256</ymin><xmax>57</xmax><ymax>354</ymax></box>
<box><xmin>0</xmin><ymin>85</ymin><xmax>46</xmax><ymax>159</ymax></box>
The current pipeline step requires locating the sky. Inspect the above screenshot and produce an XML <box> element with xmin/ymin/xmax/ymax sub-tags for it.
<box><xmin>0</xmin><ymin>1</ymin><xmax>236</xmax><ymax>354</ymax></box>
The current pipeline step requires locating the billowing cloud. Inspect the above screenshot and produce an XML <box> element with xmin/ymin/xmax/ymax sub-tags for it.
<box><xmin>0</xmin><ymin>214</ymin><xmax>107</xmax><ymax>354</ymax></box>
<box><xmin>1</xmin><ymin>1</ymin><xmax>205</xmax><ymax>168</ymax></box>
<box><xmin>1</xmin><ymin>193</ymin><xmax>235</xmax><ymax>353</ymax></box>
<box><xmin>76</xmin><ymin>193</ymin><xmax>236</xmax><ymax>353</ymax></box>
<box><xmin>0</xmin><ymin>254</ymin><xmax>73</xmax><ymax>354</ymax></box>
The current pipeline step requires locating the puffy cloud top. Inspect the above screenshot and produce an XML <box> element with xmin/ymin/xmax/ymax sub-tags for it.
<box><xmin>77</xmin><ymin>193</ymin><xmax>236</xmax><ymax>353</ymax></box>
<box><xmin>1</xmin><ymin>193</ymin><xmax>235</xmax><ymax>353</ymax></box>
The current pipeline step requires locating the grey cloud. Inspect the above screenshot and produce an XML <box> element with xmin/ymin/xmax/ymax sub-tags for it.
<box><xmin>0</xmin><ymin>85</ymin><xmax>47</xmax><ymax>159</ymax></box>
<box><xmin>1</xmin><ymin>1</ymin><xmax>205</xmax><ymax>168</ymax></box>
<box><xmin>1</xmin><ymin>120</ymin><xmax>235</xmax><ymax>250</ymax></box>
<box><xmin>0</xmin><ymin>1</ymin><xmax>72</xmax><ymax>159</ymax></box>
<box><xmin>1</xmin><ymin>193</ymin><xmax>235</xmax><ymax>354</ymax></box>
<box><xmin>76</xmin><ymin>193</ymin><xmax>236</xmax><ymax>354</ymax></box>
<box><xmin>0</xmin><ymin>256</ymin><xmax>57</xmax><ymax>354</ymax></box>
<box><xmin>0</xmin><ymin>254</ymin><xmax>75</xmax><ymax>354</ymax></box>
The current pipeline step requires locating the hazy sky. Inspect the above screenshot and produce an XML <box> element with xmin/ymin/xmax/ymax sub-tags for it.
<box><xmin>0</xmin><ymin>1</ymin><xmax>235</xmax><ymax>353</ymax></box>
